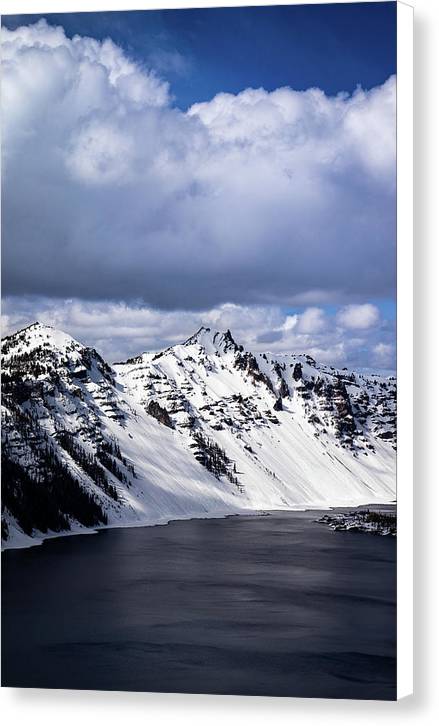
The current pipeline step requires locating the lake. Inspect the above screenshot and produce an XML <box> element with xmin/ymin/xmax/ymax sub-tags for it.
<box><xmin>1</xmin><ymin>509</ymin><xmax>396</xmax><ymax>699</ymax></box>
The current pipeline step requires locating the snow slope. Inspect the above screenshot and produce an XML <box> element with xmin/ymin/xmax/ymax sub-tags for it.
<box><xmin>1</xmin><ymin>323</ymin><xmax>396</xmax><ymax>549</ymax></box>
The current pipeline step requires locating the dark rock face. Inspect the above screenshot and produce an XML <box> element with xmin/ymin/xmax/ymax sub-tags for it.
<box><xmin>147</xmin><ymin>400</ymin><xmax>174</xmax><ymax>429</ymax></box>
<box><xmin>214</xmin><ymin>329</ymin><xmax>242</xmax><ymax>354</ymax></box>
<box><xmin>273</xmin><ymin>362</ymin><xmax>290</xmax><ymax>398</ymax></box>
<box><xmin>314</xmin><ymin>377</ymin><xmax>324</xmax><ymax>396</ymax></box>
<box><xmin>273</xmin><ymin>397</ymin><xmax>283</xmax><ymax>412</ymax></box>
<box><xmin>278</xmin><ymin>378</ymin><xmax>290</xmax><ymax>398</ymax></box>
<box><xmin>377</xmin><ymin>430</ymin><xmax>394</xmax><ymax>440</ymax></box>
<box><xmin>234</xmin><ymin>351</ymin><xmax>274</xmax><ymax>393</ymax></box>
<box><xmin>71</xmin><ymin>367</ymin><xmax>88</xmax><ymax>381</ymax></box>
<box><xmin>312</xmin><ymin>378</ymin><xmax>356</xmax><ymax>443</ymax></box>
<box><xmin>82</xmin><ymin>348</ymin><xmax>115</xmax><ymax>385</ymax></box>
<box><xmin>332</xmin><ymin>380</ymin><xmax>356</xmax><ymax>439</ymax></box>
<box><xmin>293</xmin><ymin>363</ymin><xmax>303</xmax><ymax>381</ymax></box>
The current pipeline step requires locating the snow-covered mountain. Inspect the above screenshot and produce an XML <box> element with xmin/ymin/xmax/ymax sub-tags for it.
<box><xmin>1</xmin><ymin>323</ymin><xmax>396</xmax><ymax>549</ymax></box>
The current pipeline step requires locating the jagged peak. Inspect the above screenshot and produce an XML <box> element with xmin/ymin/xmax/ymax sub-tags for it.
<box><xmin>183</xmin><ymin>326</ymin><xmax>212</xmax><ymax>346</ymax></box>
<box><xmin>182</xmin><ymin>326</ymin><xmax>242</xmax><ymax>355</ymax></box>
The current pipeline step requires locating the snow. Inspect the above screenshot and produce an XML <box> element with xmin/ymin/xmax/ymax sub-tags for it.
<box><xmin>2</xmin><ymin>322</ymin><xmax>79</xmax><ymax>359</ymax></box>
<box><xmin>2</xmin><ymin>323</ymin><xmax>396</xmax><ymax>550</ymax></box>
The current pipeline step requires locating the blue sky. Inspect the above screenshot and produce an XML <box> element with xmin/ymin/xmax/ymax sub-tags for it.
<box><xmin>3</xmin><ymin>2</ymin><xmax>396</xmax><ymax>109</ymax></box>
<box><xmin>1</xmin><ymin>3</ymin><xmax>397</xmax><ymax>369</ymax></box>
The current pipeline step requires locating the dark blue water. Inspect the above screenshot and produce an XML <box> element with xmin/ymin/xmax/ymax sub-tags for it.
<box><xmin>1</xmin><ymin>511</ymin><xmax>396</xmax><ymax>699</ymax></box>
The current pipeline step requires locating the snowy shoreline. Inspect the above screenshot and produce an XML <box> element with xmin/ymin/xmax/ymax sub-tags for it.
<box><xmin>316</xmin><ymin>508</ymin><xmax>397</xmax><ymax>536</ymax></box>
<box><xmin>2</xmin><ymin>500</ymin><xmax>396</xmax><ymax>552</ymax></box>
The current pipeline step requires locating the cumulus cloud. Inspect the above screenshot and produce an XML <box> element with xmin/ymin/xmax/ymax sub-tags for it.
<box><xmin>1</xmin><ymin>20</ymin><xmax>396</xmax><ymax>310</ymax></box>
<box><xmin>1</xmin><ymin>296</ymin><xmax>396</xmax><ymax>371</ymax></box>
<box><xmin>296</xmin><ymin>307</ymin><xmax>327</xmax><ymax>334</ymax></box>
<box><xmin>336</xmin><ymin>303</ymin><xmax>380</xmax><ymax>330</ymax></box>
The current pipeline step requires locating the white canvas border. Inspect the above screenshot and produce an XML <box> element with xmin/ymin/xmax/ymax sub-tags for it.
<box><xmin>396</xmin><ymin>0</ymin><xmax>414</xmax><ymax>701</ymax></box>
<box><xmin>0</xmin><ymin>0</ymin><xmax>405</xmax><ymax>14</ymax></box>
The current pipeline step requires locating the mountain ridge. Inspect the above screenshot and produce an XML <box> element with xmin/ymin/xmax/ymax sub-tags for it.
<box><xmin>1</xmin><ymin>322</ymin><xmax>396</xmax><ymax>549</ymax></box>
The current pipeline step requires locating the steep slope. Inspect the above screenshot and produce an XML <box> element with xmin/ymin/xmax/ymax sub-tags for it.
<box><xmin>116</xmin><ymin>326</ymin><xmax>396</xmax><ymax>507</ymax></box>
<box><xmin>1</xmin><ymin>324</ymin><xmax>248</xmax><ymax>548</ymax></box>
<box><xmin>2</xmin><ymin>323</ymin><xmax>396</xmax><ymax>549</ymax></box>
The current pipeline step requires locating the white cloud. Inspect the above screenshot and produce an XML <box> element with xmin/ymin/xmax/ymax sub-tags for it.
<box><xmin>1</xmin><ymin>20</ymin><xmax>396</xmax><ymax>309</ymax></box>
<box><xmin>281</xmin><ymin>315</ymin><xmax>298</xmax><ymax>332</ymax></box>
<box><xmin>2</xmin><ymin>297</ymin><xmax>395</xmax><ymax>372</ymax></box>
<box><xmin>296</xmin><ymin>307</ymin><xmax>327</xmax><ymax>334</ymax></box>
<box><xmin>66</xmin><ymin>121</ymin><xmax>136</xmax><ymax>185</ymax></box>
<box><xmin>336</xmin><ymin>303</ymin><xmax>380</xmax><ymax>330</ymax></box>
<box><xmin>303</xmin><ymin>343</ymin><xmax>347</xmax><ymax>366</ymax></box>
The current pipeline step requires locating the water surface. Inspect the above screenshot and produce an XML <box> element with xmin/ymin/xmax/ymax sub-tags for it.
<box><xmin>2</xmin><ymin>509</ymin><xmax>396</xmax><ymax>699</ymax></box>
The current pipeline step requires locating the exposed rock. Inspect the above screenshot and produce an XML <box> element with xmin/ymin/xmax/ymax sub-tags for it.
<box><xmin>146</xmin><ymin>400</ymin><xmax>174</xmax><ymax>429</ymax></box>
<box><xmin>293</xmin><ymin>362</ymin><xmax>303</xmax><ymax>381</ymax></box>
<box><xmin>272</xmin><ymin>363</ymin><xmax>290</xmax><ymax>398</ymax></box>
<box><xmin>273</xmin><ymin>396</ymin><xmax>283</xmax><ymax>412</ymax></box>
<box><xmin>377</xmin><ymin>430</ymin><xmax>394</xmax><ymax>440</ymax></box>
<box><xmin>234</xmin><ymin>351</ymin><xmax>274</xmax><ymax>393</ymax></box>
<box><xmin>317</xmin><ymin>510</ymin><xmax>396</xmax><ymax>536</ymax></box>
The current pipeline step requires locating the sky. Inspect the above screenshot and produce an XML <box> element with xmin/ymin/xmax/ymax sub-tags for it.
<box><xmin>1</xmin><ymin>2</ymin><xmax>397</xmax><ymax>371</ymax></box>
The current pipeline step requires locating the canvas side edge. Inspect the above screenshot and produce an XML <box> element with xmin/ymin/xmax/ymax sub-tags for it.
<box><xmin>397</xmin><ymin>0</ymin><xmax>414</xmax><ymax>702</ymax></box>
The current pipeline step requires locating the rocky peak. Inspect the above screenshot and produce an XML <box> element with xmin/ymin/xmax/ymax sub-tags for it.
<box><xmin>2</xmin><ymin>322</ymin><xmax>114</xmax><ymax>386</ymax></box>
<box><xmin>183</xmin><ymin>326</ymin><xmax>242</xmax><ymax>355</ymax></box>
<box><xmin>183</xmin><ymin>326</ymin><xmax>211</xmax><ymax>345</ymax></box>
<box><xmin>2</xmin><ymin>322</ymin><xmax>79</xmax><ymax>358</ymax></box>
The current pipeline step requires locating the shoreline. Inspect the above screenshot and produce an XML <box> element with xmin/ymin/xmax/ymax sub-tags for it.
<box><xmin>1</xmin><ymin>500</ymin><xmax>397</xmax><ymax>553</ymax></box>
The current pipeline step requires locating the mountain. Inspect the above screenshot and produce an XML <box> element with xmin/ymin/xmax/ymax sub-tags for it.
<box><xmin>1</xmin><ymin>323</ymin><xmax>396</xmax><ymax>549</ymax></box>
